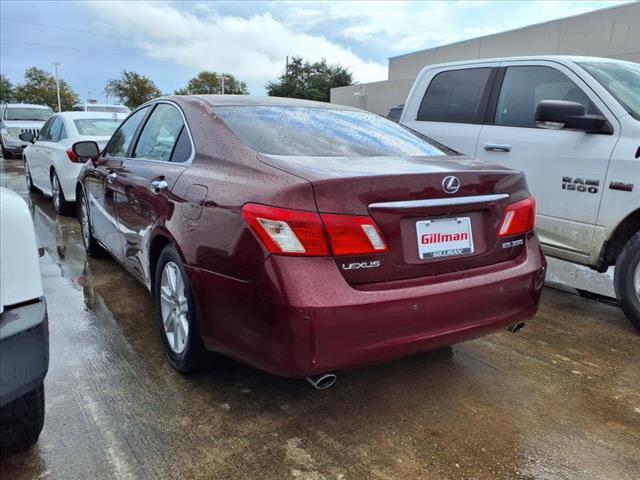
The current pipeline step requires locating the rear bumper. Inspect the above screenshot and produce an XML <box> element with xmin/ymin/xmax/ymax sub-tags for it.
<box><xmin>188</xmin><ymin>237</ymin><xmax>546</xmax><ymax>378</ymax></box>
<box><xmin>0</xmin><ymin>299</ymin><xmax>49</xmax><ymax>406</ymax></box>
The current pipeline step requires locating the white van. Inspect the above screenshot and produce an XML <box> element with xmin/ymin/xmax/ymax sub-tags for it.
<box><xmin>401</xmin><ymin>56</ymin><xmax>640</xmax><ymax>329</ymax></box>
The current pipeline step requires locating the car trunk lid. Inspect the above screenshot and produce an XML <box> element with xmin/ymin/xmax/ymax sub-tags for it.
<box><xmin>258</xmin><ymin>154</ymin><xmax>531</xmax><ymax>284</ymax></box>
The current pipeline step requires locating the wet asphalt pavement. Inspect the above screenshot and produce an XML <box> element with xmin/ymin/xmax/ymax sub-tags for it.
<box><xmin>1</xmin><ymin>158</ymin><xmax>639</xmax><ymax>480</ymax></box>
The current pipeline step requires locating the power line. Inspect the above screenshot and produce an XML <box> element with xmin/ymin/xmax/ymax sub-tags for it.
<box><xmin>0</xmin><ymin>39</ymin><xmax>149</xmax><ymax>59</ymax></box>
<box><xmin>0</xmin><ymin>17</ymin><xmax>139</xmax><ymax>43</ymax></box>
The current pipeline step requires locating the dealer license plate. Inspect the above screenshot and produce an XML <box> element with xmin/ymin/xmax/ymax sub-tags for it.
<box><xmin>416</xmin><ymin>217</ymin><xmax>474</xmax><ymax>260</ymax></box>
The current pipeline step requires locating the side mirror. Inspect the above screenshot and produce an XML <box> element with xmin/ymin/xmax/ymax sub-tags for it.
<box><xmin>19</xmin><ymin>132</ymin><xmax>35</xmax><ymax>143</ymax></box>
<box><xmin>535</xmin><ymin>100</ymin><xmax>612</xmax><ymax>134</ymax></box>
<box><xmin>72</xmin><ymin>141</ymin><xmax>100</xmax><ymax>162</ymax></box>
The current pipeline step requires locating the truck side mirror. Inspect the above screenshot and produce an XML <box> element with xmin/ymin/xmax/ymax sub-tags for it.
<box><xmin>535</xmin><ymin>100</ymin><xmax>612</xmax><ymax>134</ymax></box>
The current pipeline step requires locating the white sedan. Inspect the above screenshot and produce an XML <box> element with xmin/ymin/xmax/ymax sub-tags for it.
<box><xmin>22</xmin><ymin>111</ymin><xmax>127</xmax><ymax>215</ymax></box>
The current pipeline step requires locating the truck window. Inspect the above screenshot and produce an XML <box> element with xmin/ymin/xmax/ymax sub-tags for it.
<box><xmin>417</xmin><ymin>68</ymin><xmax>493</xmax><ymax>124</ymax></box>
<box><xmin>495</xmin><ymin>66</ymin><xmax>599</xmax><ymax>127</ymax></box>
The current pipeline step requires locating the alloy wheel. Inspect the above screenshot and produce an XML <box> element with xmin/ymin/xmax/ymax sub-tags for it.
<box><xmin>24</xmin><ymin>162</ymin><xmax>32</xmax><ymax>188</ymax></box>
<box><xmin>159</xmin><ymin>261</ymin><xmax>189</xmax><ymax>354</ymax></box>
<box><xmin>52</xmin><ymin>174</ymin><xmax>60</xmax><ymax>211</ymax></box>
<box><xmin>634</xmin><ymin>261</ymin><xmax>640</xmax><ymax>302</ymax></box>
<box><xmin>80</xmin><ymin>195</ymin><xmax>91</xmax><ymax>248</ymax></box>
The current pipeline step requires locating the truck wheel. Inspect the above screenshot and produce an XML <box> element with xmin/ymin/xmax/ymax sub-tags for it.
<box><xmin>614</xmin><ymin>231</ymin><xmax>640</xmax><ymax>331</ymax></box>
<box><xmin>0</xmin><ymin>383</ymin><xmax>45</xmax><ymax>452</ymax></box>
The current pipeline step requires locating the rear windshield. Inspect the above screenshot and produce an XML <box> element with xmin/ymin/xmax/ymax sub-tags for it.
<box><xmin>87</xmin><ymin>105</ymin><xmax>130</xmax><ymax>114</ymax></box>
<box><xmin>215</xmin><ymin>106</ymin><xmax>447</xmax><ymax>157</ymax></box>
<box><xmin>4</xmin><ymin>107</ymin><xmax>53</xmax><ymax>121</ymax></box>
<box><xmin>74</xmin><ymin>118</ymin><xmax>122</xmax><ymax>136</ymax></box>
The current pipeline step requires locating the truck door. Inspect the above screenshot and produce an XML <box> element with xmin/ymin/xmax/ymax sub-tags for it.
<box><xmin>401</xmin><ymin>64</ymin><xmax>498</xmax><ymax>155</ymax></box>
<box><xmin>475</xmin><ymin>61</ymin><xmax>620</xmax><ymax>262</ymax></box>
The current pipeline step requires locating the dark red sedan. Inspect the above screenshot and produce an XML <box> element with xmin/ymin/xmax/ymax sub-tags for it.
<box><xmin>73</xmin><ymin>96</ymin><xmax>546</xmax><ymax>387</ymax></box>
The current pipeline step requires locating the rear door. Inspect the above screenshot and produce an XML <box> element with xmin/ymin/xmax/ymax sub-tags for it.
<box><xmin>402</xmin><ymin>64</ymin><xmax>498</xmax><ymax>154</ymax></box>
<box><xmin>112</xmin><ymin>102</ymin><xmax>192</xmax><ymax>282</ymax></box>
<box><xmin>86</xmin><ymin>106</ymin><xmax>151</xmax><ymax>257</ymax></box>
<box><xmin>474</xmin><ymin>61</ymin><xmax>620</xmax><ymax>260</ymax></box>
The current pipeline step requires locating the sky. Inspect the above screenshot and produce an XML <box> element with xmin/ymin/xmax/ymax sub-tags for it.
<box><xmin>0</xmin><ymin>0</ymin><xmax>630</xmax><ymax>102</ymax></box>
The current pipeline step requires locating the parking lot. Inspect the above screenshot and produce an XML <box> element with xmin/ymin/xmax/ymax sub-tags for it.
<box><xmin>0</xmin><ymin>156</ymin><xmax>638</xmax><ymax>479</ymax></box>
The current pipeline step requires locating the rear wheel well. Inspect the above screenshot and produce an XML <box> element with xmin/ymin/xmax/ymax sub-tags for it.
<box><xmin>149</xmin><ymin>234</ymin><xmax>171</xmax><ymax>290</ymax></box>
<box><xmin>598</xmin><ymin>209</ymin><xmax>640</xmax><ymax>271</ymax></box>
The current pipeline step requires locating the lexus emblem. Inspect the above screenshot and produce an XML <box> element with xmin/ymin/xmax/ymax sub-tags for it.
<box><xmin>442</xmin><ymin>176</ymin><xmax>461</xmax><ymax>194</ymax></box>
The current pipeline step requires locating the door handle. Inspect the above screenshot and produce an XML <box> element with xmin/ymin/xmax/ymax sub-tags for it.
<box><xmin>106</xmin><ymin>171</ymin><xmax>118</xmax><ymax>183</ymax></box>
<box><xmin>483</xmin><ymin>143</ymin><xmax>512</xmax><ymax>152</ymax></box>
<box><xmin>150</xmin><ymin>179</ymin><xmax>168</xmax><ymax>193</ymax></box>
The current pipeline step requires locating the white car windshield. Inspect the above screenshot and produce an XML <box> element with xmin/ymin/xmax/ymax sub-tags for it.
<box><xmin>4</xmin><ymin>107</ymin><xmax>53</xmax><ymax>121</ymax></box>
<box><xmin>579</xmin><ymin>61</ymin><xmax>640</xmax><ymax>120</ymax></box>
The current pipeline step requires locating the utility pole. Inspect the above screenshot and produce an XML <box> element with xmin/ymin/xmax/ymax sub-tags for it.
<box><xmin>220</xmin><ymin>73</ymin><xmax>225</xmax><ymax>95</ymax></box>
<box><xmin>51</xmin><ymin>62</ymin><xmax>62</xmax><ymax>112</ymax></box>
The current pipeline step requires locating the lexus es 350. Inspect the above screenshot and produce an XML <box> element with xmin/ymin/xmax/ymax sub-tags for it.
<box><xmin>72</xmin><ymin>96</ymin><xmax>546</xmax><ymax>385</ymax></box>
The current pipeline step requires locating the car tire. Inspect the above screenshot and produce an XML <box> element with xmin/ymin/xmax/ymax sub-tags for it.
<box><xmin>79</xmin><ymin>187</ymin><xmax>104</xmax><ymax>257</ymax></box>
<box><xmin>24</xmin><ymin>158</ymin><xmax>38</xmax><ymax>193</ymax></box>
<box><xmin>51</xmin><ymin>170</ymin><xmax>73</xmax><ymax>216</ymax></box>
<box><xmin>154</xmin><ymin>244</ymin><xmax>204</xmax><ymax>373</ymax></box>
<box><xmin>614</xmin><ymin>231</ymin><xmax>640</xmax><ymax>331</ymax></box>
<box><xmin>0</xmin><ymin>383</ymin><xmax>45</xmax><ymax>452</ymax></box>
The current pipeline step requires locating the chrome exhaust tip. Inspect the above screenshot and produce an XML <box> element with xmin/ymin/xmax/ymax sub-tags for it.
<box><xmin>508</xmin><ymin>322</ymin><xmax>526</xmax><ymax>333</ymax></box>
<box><xmin>306</xmin><ymin>374</ymin><xmax>337</xmax><ymax>390</ymax></box>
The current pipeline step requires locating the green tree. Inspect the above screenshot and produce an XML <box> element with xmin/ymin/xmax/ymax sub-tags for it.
<box><xmin>266</xmin><ymin>57</ymin><xmax>352</xmax><ymax>102</ymax></box>
<box><xmin>13</xmin><ymin>67</ymin><xmax>79</xmax><ymax>110</ymax></box>
<box><xmin>104</xmin><ymin>70</ymin><xmax>161</xmax><ymax>109</ymax></box>
<box><xmin>175</xmin><ymin>71</ymin><xmax>248</xmax><ymax>95</ymax></box>
<box><xmin>0</xmin><ymin>75</ymin><xmax>15</xmax><ymax>103</ymax></box>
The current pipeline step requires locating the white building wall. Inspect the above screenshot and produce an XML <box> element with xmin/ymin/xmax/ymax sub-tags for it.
<box><xmin>331</xmin><ymin>2</ymin><xmax>640</xmax><ymax>115</ymax></box>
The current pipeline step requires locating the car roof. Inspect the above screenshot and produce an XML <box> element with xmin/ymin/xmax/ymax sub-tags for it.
<box><xmin>417</xmin><ymin>55</ymin><xmax>635</xmax><ymax>71</ymax></box>
<box><xmin>172</xmin><ymin>95</ymin><xmax>362</xmax><ymax>111</ymax></box>
<box><xmin>56</xmin><ymin>111</ymin><xmax>128</xmax><ymax>120</ymax></box>
<box><xmin>2</xmin><ymin>103</ymin><xmax>53</xmax><ymax>109</ymax></box>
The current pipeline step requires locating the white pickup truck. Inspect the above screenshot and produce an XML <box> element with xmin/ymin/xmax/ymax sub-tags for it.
<box><xmin>400</xmin><ymin>56</ymin><xmax>640</xmax><ymax>329</ymax></box>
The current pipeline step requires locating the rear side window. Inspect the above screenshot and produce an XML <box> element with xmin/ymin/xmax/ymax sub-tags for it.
<box><xmin>417</xmin><ymin>68</ymin><xmax>493</xmax><ymax>123</ymax></box>
<box><xmin>495</xmin><ymin>66</ymin><xmax>599</xmax><ymax>127</ymax></box>
<box><xmin>170</xmin><ymin>127</ymin><xmax>192</xmax><ymax>163</ymax></box>
<box><xmin>103</xmin><ymin>106</ymin><xmax>150</xmax><ymax>158</ymax></box>
<box><xmin>134</xmin><ymin>104</ymin><xmax>186</xmax><ymax>162</ymax></box>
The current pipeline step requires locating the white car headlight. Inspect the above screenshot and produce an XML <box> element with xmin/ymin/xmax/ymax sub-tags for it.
<box><xmin>7</xmin><ymin>128</ymin><xmax>23</xmax><ymax>139</ymax></box>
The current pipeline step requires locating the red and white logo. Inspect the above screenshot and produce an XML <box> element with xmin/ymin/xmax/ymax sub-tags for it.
<box><xmin>421</xmin><ymin>232</ymin><xmax>469</xmax><ymax>245</ymax></box>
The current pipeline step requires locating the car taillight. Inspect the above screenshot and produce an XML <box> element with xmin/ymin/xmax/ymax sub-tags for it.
<box><xmin>320</xmin><ymin>213</ymin><xmax>387</xmax><ymax>255</ymax></box>
<box><xmin>241</xmin><ymin>204</ymin><xmax>388</xmax><ymax>257</ymax></box>
<box><xmin>67</xmin><ymin>148</ymin><xmax>81</xmax><ymax>163</ymax></box>
<box><xmin>498</xmin><ymin>196</ymin><xmax>536</xmax><ymax>237</ymax></box>
<box><xmin>241</xmin><ymin>204</ymin><xmax>329</xmax><ymax>256</ymax></box>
